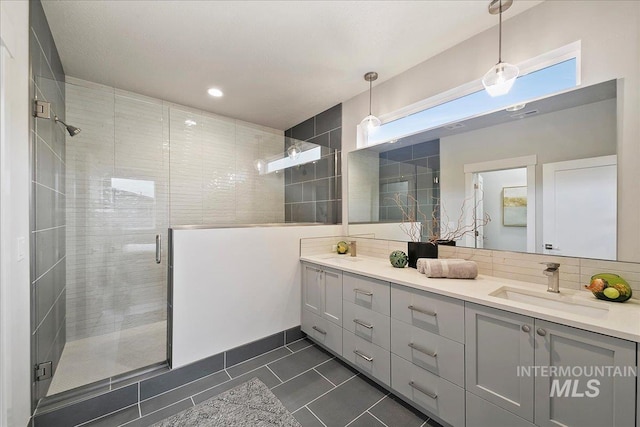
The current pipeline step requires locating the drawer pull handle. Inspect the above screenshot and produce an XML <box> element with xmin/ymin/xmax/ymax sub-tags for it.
<box><xmin>353</xmin><ymin>349</ymin><xmax>373</xmax><ymax>362</ymax></box>
<box><xmin>409</xmin><ymin>381</ymin><xmax>438</xmax><ymax>399</ymax></box>
<box><xmin>353</xmin><ymin>318</ymin><xmax>374</xmax><ymax>329</ymax></box>
<box><xmin>312</xmin><ymin>326</ymin><xmax>327</xmax><ymax>335</ymax></box>
<box><xmin>354</xmin><ymin>288</ymin><xmax>373</xmax><ymax>297</ymax></box>
<box><xmin>408</xmin><ymin>305</ymin><xmax>437</xmax><ymax>317</ymax></box>
<box><xmin>408</xmin><ymin>342</ymin><xmax>437</xmax><ymax>358</ymax></box>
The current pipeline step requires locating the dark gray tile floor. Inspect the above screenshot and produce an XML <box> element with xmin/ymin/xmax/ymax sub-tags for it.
<box><xmin>82</xmin><ymin>339</ymin><xmax>442</xmax><ymax>427</ymax></box>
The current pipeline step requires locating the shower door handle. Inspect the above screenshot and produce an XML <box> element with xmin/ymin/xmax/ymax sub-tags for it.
<box><xmin>155</xmin><ymin>234</ymin><xmax>162</xmax><ymax>264</ymax></box>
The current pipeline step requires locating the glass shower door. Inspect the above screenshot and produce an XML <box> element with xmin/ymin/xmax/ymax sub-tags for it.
<box><xmin>45</xmin><ymin>81</ymin><xmax>169</xmax><ymax>396</ymax></box>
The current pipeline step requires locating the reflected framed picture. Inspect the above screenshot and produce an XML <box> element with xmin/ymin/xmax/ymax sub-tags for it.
<box><xmin>503</xmin><ymin>186</ymin><xmax>527</xmax><ymax>227</ymax></box>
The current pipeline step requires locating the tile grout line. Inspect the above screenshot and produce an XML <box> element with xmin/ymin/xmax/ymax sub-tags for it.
<box><xmin>269</xmin><ymin>355</ymin><xmax>337</xmax><ymax>390</ymax></box>
<box><xmin>305</xmin><ymin>405</ymin><xmax>329</xmax><ymax>427</ymax></box>
<box><xmin>285</xmin><ymin>371</ymin><xmax>359</xmax><ymax>411</ymax></box>
<box><xmin>344</xmin><ymin>412</ymin><xmax>366</xmax><ymax>427</ymax></box>
<box><xmin>367</xmin><ymin>410</ymin><xmax>391</xmax><ymax>427</ymax></box>
<box><xmin>265</xmin><ymin>365</ymin><xmax>284</xmax><ymax>384</ymax></box>
<box><xmin>312</xmin><ymin>368</ymin><xmax>336</xmax><ymax>387</ymax></box>
<box><xmin>227</xmin><ymin>341</ymin><xmax>297</xmax><ymax>371</ymax></box>
<box><xmin>73</xmin><ymin>403</ymin><xmax>139</xmax><ymax>427</ymax></box>
<box><xmin>142</xmin><ymin>344</ymin><xmax>293</xmax><ymax>405</ymax></box>
<box><xmin>119</xmin><ymin>398</ymin><xmax>193</xmax><ymax>427</ymax></box>
<box><xmin>228</xmin><ymin>345</ymin><xmax>313</xmax><ymax>379</ymax></box>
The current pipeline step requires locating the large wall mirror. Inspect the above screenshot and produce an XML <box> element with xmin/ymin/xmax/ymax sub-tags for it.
<box><xmin>348</xmin><ymin>79</ymin><xmax>618</xmax><ymax>261</ymax></box>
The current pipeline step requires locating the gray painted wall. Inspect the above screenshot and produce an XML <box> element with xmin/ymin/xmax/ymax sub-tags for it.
<box><xmin>30</xmin><ymin>0</ymin><xmax>67</xmax><ymax>402</ymax></box>
<box><xmin>440</xmin><ymin>98</ymin><xmax>616</xmax><ymax>253</ymax></box>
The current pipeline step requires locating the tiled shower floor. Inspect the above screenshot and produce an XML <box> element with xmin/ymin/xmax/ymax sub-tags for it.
<box><xmin>48</xmin><ymin>321</ymin><xmax>167</xmax><ymax>396</ymax></box>
<box><xmin>84</xmin><ymin>339</ymin><xmax>442</xmax><ymax>427</ymax></box>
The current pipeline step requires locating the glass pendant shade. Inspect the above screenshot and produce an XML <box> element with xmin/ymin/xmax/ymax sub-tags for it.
<box><xmin>360</xmin><ymin>114</ymin><xmax>381</xmax><ymax>131</ymax></box>
<box><xmin>287</xmin><ymin>144</ymin><xmax>301</xmax><ymax>160</ymax></box>
<box><xmin>482</xmin><ymin>61</ymin><xmax>519</xmax><ymax>97</ymax></box>
<box><xmin>253</xmin><ymin>159</ymin><xmax>266</xmax><ymax>173</ymax></box>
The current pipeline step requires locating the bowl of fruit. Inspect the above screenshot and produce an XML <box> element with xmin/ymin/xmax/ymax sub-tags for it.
<box><xmin>585</xmin><ymin>273</ymin><xmax>632</xmax><ymax>302</ymax></box>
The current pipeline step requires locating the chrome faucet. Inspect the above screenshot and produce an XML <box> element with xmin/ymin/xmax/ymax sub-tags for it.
<box><xmin>349</xmin><ymin>241</ymin><xmax>357</xmax><ymax>257</ymax></box>
<box><xmin>541</xmin><ymin>262</ymin><xmax>560</xmax><ymax>293</ymax></box>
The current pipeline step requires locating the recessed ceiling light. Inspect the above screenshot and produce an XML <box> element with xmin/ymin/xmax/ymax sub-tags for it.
<box><xmin>506</xmin><ymin>103</ymin><xmax>526</xmax><ymax>112</ymax></box>
<box><xmin>184</xmin><ymin>119</ymin><xmax>197</xmax><ymax>126</ymax></box>
<box><xmin>207</xmin><ymin>88</ymin><xmax>223</xmax><ymax>97</ymax></box>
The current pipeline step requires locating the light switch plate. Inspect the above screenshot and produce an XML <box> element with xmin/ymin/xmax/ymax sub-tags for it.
<box><xmin>17</xmin><ymin>236</ymin><xmax>25</xmax><ymax>261</ymax></box>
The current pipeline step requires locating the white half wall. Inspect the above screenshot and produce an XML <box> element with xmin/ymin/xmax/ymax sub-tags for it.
<box><xmin>171</xmin><ymin>224</ymin><xmax>341</xmax><ymax>368</ymax></box>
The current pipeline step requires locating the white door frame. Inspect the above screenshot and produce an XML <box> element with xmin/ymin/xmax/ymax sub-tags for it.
<box><xmin>464</xmin><ymin>155</ymin><xmax>537</xmax><ymax>252</ymax></box>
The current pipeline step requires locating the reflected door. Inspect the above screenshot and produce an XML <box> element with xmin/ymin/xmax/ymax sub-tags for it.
<box><xmin>542</xmin><ymin>155</ymin><xmax>616</xmax><ymax>260</ymax></box>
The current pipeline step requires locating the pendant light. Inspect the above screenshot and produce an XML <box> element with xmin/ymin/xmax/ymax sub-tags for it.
<box><xmin>482</xmin><ymin>0</ymin><xmax>519</xmax><ymax>97</ymax></box>
<box><xmin>360</xmin><ymin>71</ymin><xmax>381</xmax><ymax>131</ymax></box>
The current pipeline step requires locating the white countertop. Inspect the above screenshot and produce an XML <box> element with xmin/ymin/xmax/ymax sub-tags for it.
<box><xmin>300</xmin><ymin>254</ymin><xmax>640</xmax><ymax>343</ymax></box>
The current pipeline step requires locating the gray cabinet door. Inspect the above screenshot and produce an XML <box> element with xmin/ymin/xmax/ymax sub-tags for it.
<box><xmin>322</xmin><ymin>268</ymin><xmax>342</xmax><ymax>326</ymax></box>
<box><xmin>302</xmin><ymin>263</ymin><xmax>322</xmax><ymax>317</ymax></box>
<box><xmin>534</xmin><ymin>319</ymin><xmax>636</xmax><ymax>427</ymax></box>
<box><xmin>465</xmin><ymin>303</ymin><xmax>535</xmax><ymax>422</ymax></box>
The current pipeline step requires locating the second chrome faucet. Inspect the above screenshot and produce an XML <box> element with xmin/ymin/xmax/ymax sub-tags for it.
<box><xmin>542</xmin><ymin>262</ymin><xmax>561</xmax><ymax>293</ymax></box>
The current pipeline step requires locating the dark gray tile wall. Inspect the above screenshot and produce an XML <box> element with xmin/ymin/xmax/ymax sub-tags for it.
<box><xmin>284</xmin><ymin>104</ymin><xmax>342</xmax><ymax>224</ymax></box>
<box><xmin>30</xmin><ymin>0</ymin><xmax>67</xmax><ymax>404</ymax></box>
<box><xmin>379</xmin><ymin>139</ymin><xmax>440</xmax><ymax>239</ymax></box>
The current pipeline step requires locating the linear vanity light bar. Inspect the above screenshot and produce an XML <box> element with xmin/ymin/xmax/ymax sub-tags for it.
<box><xmin>261</xmin><ymin>143</ymin><xmax>322</xmax><ymax>175</ymax></box>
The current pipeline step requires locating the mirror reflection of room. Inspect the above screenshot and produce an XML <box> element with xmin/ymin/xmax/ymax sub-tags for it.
<box><xmin>349</xmin><ymin>79</ymin><xmax>617</xmax><ymax>260</ymax></box>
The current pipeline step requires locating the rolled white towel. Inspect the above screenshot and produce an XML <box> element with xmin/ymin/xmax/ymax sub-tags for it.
<box><xmin>418</xmin><ymin>258</ymin><xmax>478</xmax><ymax>279</ymax></box>
<box><xmin>416</xmin><ymin>258</ymin><xmax>465</xmax><ymax>274</ymax></box>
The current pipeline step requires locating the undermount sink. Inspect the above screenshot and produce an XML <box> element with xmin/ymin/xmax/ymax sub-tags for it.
<box><xmin>490</xmin><ymin>286</ymin><xmax>609</xmax><ymax>318</ymax></box>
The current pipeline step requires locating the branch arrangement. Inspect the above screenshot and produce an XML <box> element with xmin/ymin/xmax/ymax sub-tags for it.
<box><xmin>388</xmin><ymin>192</ymin><xmax>491</xmax><ymax>243</ymax></box>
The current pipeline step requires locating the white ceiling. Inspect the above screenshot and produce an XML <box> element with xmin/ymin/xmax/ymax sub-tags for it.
<box><xmin>41</xmin><ymin>0</ymin><xmax>543</xmax><ymax>130</ymax></box>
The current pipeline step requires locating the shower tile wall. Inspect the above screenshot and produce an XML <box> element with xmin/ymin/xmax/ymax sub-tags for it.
<box><xmin>284</xmin><ymin>104</ymin><xmax>342</xmax><ymax>224</ymax></box>
<box><xmin>65</xmin><ymin>78</ymin><xmax>285</xmax><ymax>346</ymax></box>
<box><xmin>379</xmin><ymin>140</ymin><xmax>440</xmax><ymax>229</ymax></box>
<box><xmin>30</xmin><ymin>0</ymin><xmax>67</xmax><ymax>401</ymax></box>
<box><xmin>169</xmin><ymin>108</ymin><xmax>284</xmax><ymax>226</ymax></box>
<box><xmin>65</xmin><ymin>80</ymin><xmax>169</xmax><ymax>343</ymax></box>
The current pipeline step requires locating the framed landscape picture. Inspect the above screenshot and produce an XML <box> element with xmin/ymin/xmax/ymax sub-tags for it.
<box><xmin>503</xmin><ymin>186</ymin><xmax>527</xmax><ymax>227</ymax></box>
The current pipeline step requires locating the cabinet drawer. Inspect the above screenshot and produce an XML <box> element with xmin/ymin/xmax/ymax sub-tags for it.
<box><xmin>343</xmin><ymin>301</ymin><xmax>391</xmax><ymax>350</ymax></box>
<box><xmin>302</xmin><ymin>309</ymin><xmax>342</xmax><ymax>356</ymax></box>
<box><xmin>466</xmin><ymin>392</ymin><xmax>535</xmax><ymax>427</ymax></box>
<box><xmin>391</xmin><ymin>318</ymin><xmax>464</xmax><ymax>387</ymax></box>
<box><xmin>343</xmin><ymin>272</ymin><xmax>390</xmax><ymax>316</ymax></box>
<box><xmin>391</xmin><ymin>284</ymin><xmax>464</xmax><ymax>343</ymax></box>
<box><xmin>343</xmin><ymin>330</ymin><xmax>390</xmax><ymax>386</ymax></box>
<box><xmin>391</xmin><ymin>354</ymin><xmax>465</xmax><ymax>427</ymax></box>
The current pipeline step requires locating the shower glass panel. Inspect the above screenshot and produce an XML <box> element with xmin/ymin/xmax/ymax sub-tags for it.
<box><xmin>47</xmin><ymin>81</ymin><xmax>169</xmax><ymax>395</ymax></box>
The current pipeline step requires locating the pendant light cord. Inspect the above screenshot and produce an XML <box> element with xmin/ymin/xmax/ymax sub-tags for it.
<box><xmin>369</xmin><ymin>79</ymin><xmax>373</xmax><ymax>116</ymax></box>
<box><xmin>498</xmin><ymin>0</ymin><xmax>503</xmax><ymax>63</ymax></box>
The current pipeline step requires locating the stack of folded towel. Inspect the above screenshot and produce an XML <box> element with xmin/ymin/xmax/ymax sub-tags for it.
<box><xmin>417</xmin><ymin>258</ymin><xmax>478</xmax><ymax>279</ymax></box>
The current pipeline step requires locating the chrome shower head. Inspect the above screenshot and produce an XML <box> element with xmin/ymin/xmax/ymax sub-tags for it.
<box><xmin>54</xmin><ymin>116</ymin><xmax>81</xmax><ymax>137</ymax></box>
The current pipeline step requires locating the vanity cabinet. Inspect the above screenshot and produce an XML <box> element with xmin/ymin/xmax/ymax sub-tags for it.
<box><xmin>391</xmin><ymin>284</ymin><xmax>466</xmax><ymax>427</ymax></box>
<box><xmin>341</xmin><ymin>272</ymin><xmax>392</xmax><ymax>386</ymax></box>
<box><xmin>465</xmin><ymin>303</ymin><xmax>535</xmax><ymax>422</ymax></box>
<box><xmin>301</xmin><ymin>263</ymin><xmax>342</xmax><ymax>325</ymax></box>
<box><xmin>301</xmin><ymin>263</ymin><xmax>343</xmax><ymax>355</ymax></box>
<box><xmin>533</xmin><ymin>319</ymin><xmax>636</xmax><ymax>427</ymax></box>
<box><xmin>466</xmin><ymin>303</ymin><xmax>637</xmax><ymax>427</ymax></box>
